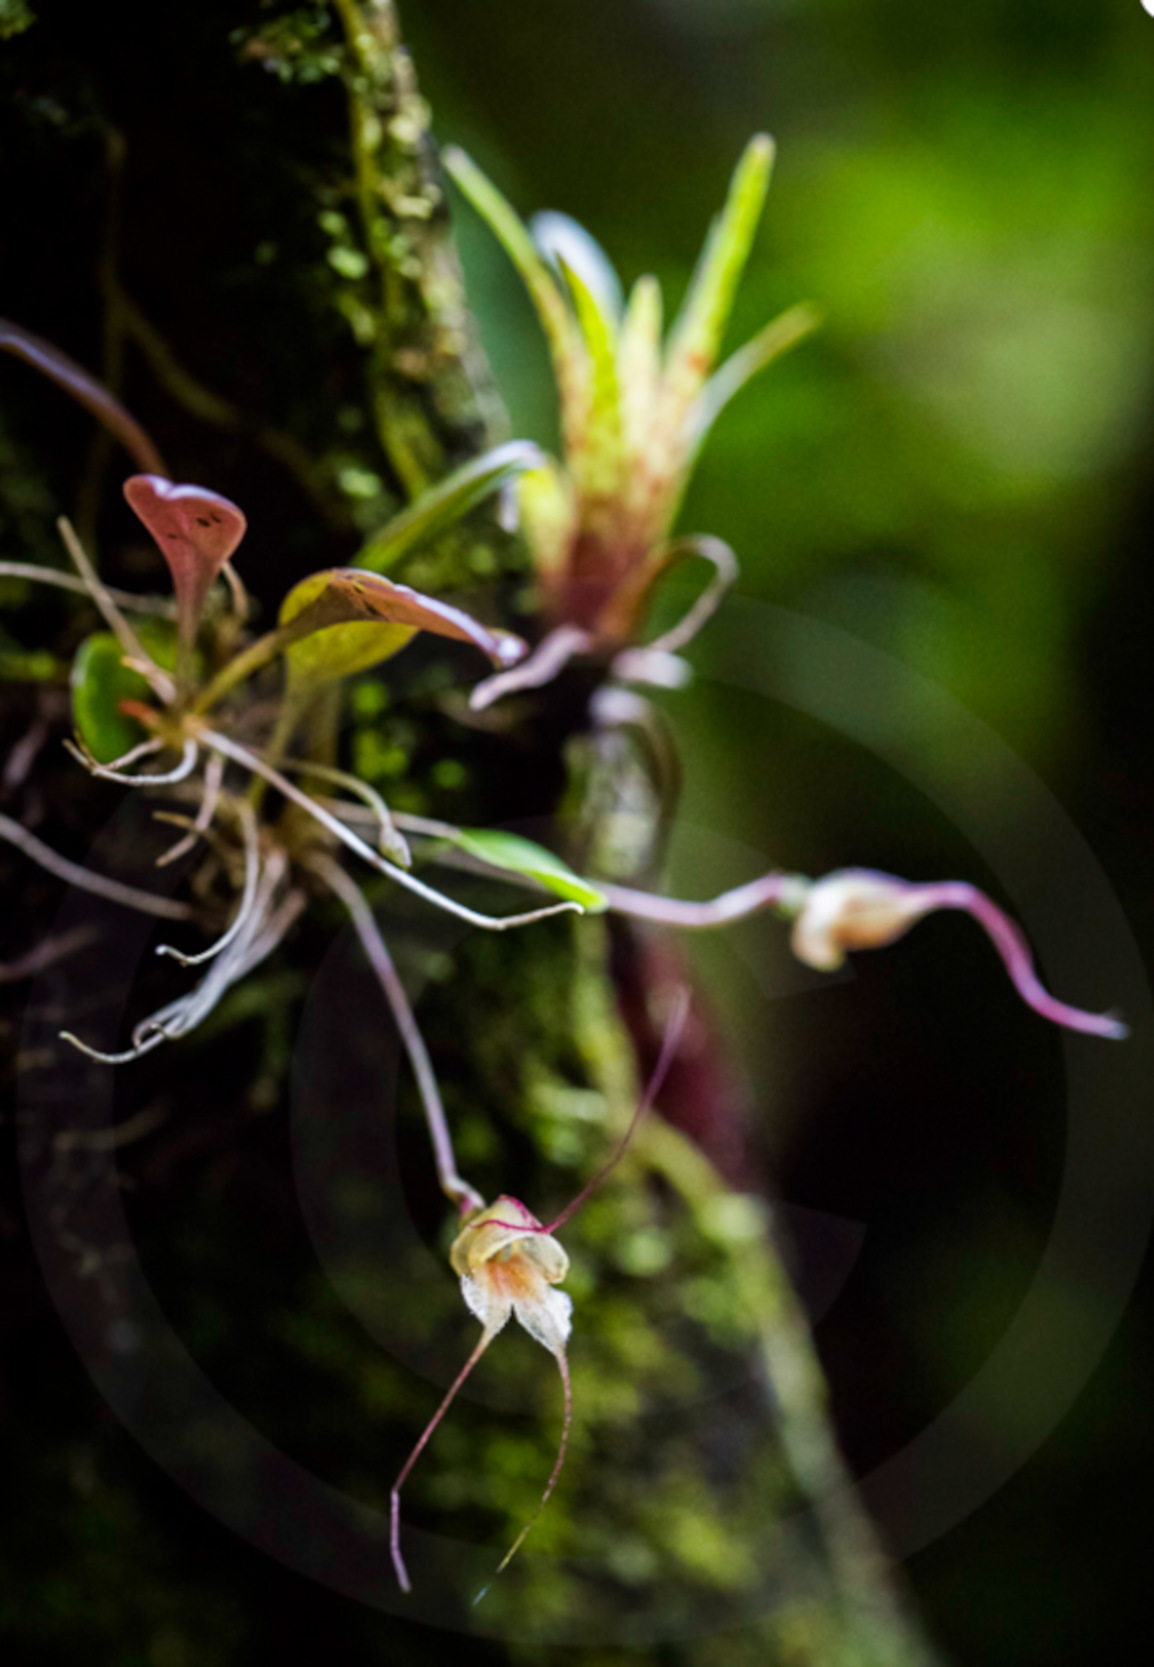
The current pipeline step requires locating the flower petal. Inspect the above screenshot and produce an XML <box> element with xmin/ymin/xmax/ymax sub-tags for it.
<box><xmin>513</xmin><ymin>1281</ymin><xmax>573</xmax><ymax>1357</ymax></box>
<box><xmin>460</xmin><ymin>1272</ymin><xmax>514</xmax><ymax>1336</ymax></box>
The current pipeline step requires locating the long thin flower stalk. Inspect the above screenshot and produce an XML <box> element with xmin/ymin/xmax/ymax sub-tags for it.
<box><xmin>603</xmin><ymin>872</ymin><xmax>805</xmax><ymax>927</ymax></box>
<box><xmin>313</xmin><ymin>854</ymin><xmax>483</xmax><ymax>1213</ymax></box>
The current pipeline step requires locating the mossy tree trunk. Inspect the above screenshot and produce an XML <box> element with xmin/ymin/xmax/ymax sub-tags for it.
<box><xmin>1</xmin><ymin>4</ymin><xmax>938</xmax><ymax>1662</ymax></box>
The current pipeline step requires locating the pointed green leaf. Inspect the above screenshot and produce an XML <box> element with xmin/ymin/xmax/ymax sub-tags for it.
<box><xmin>556</xmin><ymin>254</ymin><xmax>623</xmax><ymax>502</ymax></box>
<box><xmin>278</xmin><ymin>567</ymin><xmax>526</xmax><ymax>694</ymax></box>
<box><xmin>617</xmin><ymin>274</ymin><xmax>664</xmax><ymax>474</ymax></box>
<box><xmin>662</xmin><ymin>135</ymin><xmax>775</xmax><ymax>421</ymax></box>
<box><xmin>71</xmin><ymin>623</ymin><xmax>178</xmax><ymax>763</ymax></box>
<box><xmin>284</xmin><ymin>619</ymin><xmax>417</xmax><ymax>694</ymax></box>
<box><xmin>356</xmin><ymin>441</ymin><xmax>543</xmax><ymax>574</ymax></box>
<box><xmin>531</xmin><ymin>211</ymin><xmax>623</xmax><ymax>323</ymax></box>
<box><xmin>688</xmin><ymin>301</ymin><xmax>821</xmax><ymax>457</ymax></box>
<box><xmin>517</xmin><ymin>459</ymin><xmax>577</xmax><ymax>578</ymax></box>
<box><xmin>452</xmin><ymin>827</ymin><xmax>608</xmax><ymax>911</ymax></box>
<box><xmin>443</xmin><ymin>147</ymin><xmax>591</xmax><ymax>454</ymax></box>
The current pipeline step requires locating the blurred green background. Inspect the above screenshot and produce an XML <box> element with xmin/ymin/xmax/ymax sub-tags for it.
<box><xmin>3</xmin><ymin>2</ymin><xmax>1154</xmax><ymax>1664</ymax></box>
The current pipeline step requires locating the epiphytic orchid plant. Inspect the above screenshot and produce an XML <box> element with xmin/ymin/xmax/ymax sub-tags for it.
<box><xmin>443</xmin><ymin>137</ymin><xmax>820</xmax><ymax>708</ymax></box>
<box><xmin>0</xmin><ymin>317</ymin><xmax>596</xmax><ymax>1207</ymax></box>
<box><xmin>0</xmin><ymin>129</ymin><xmax>1129</xmax><ymax>1603</ymax></box>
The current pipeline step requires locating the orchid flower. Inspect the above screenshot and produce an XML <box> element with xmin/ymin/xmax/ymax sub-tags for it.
<box><xmin>389</xmin><ymin>990</ymin><xmax>689</xmax><ymax>1597</ymax></box>
<box><xmin>786</xmin><ymin>868</ymin><xmax>1128</xmax><ymax>1040</ymax></box>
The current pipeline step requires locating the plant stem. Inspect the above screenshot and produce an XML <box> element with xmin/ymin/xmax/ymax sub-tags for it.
<box><xmin>314</xmin><ymin>853</ymin><xmax>483</xmax><ymax>1213</ymax></box>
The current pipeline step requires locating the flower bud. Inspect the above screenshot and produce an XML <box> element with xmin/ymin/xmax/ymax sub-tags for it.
<box><xmin>790</xmin><ymin>870</ymin><xmax>935</xmax><ymax>971</ymax></box>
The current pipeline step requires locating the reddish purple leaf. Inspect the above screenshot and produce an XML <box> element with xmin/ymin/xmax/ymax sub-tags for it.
<box><xmin>124</xmin><ymin>475</ymin><xmax>247</xmax><ymax>637</ymax></box>
<box><xmin>280</xmin><ymin>567</ymin><xmax>527</xmax><ymax>670</ymax></box>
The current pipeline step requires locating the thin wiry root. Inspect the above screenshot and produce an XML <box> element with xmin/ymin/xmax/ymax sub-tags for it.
<box><xmin>154</xmin><ymin>799</ymin><xmax>260</xmax><ymax>967</ymax></box>
<box><xmin>220</xmin><ymin>559</ymin><xmax>249</xmax><ymax>622</ymax></box>
<box><xmin>60</xmin><ymin>846</ymin><xmax>296</xmax><ymax>1064</ymax></box>
<box><xmin>0</xmin><ymin>811</ymin><xmax>193</xmax><ymax>921</ymax></box>
<box><xmin>280</xmin><ymin>758</ymin><xmax>410</xmax><ymax>868</ymax></box>
<box><xmin>155</xmin><ymin>752</ymin><xmax>224</xmax><ymax>866</ymax></box>
<box><xmin>469</xmin><ymin>624</ymin><xmax>591</xmax><ymax>712</ymax></box>
<box><xmin>202</xmin><ymin>729</ymin><xmax>583</xmax><ymax>933</ymax></box>
<box><xmin>64</xmin><ymin>735</ymin><xmax>162</xmax><ymax>776</ymax></box>
<box><xmin>313</xmin><ymin>855</ymin><xmax>483</xmax><ymax>1214</ymax></box>
<box><xmin>0</xmin><ymin>561</ymin><xmax>176</xmax><ymax>617</ymax></box>
<box><xmin>65</xmin><ymin>736</ymin><xmax>200</xmax><ymax>787</ymax></box>
<box><xmin>56</xmin><ymin>516</ymin><xmax>174</xmax><ymax>704</ymax></box>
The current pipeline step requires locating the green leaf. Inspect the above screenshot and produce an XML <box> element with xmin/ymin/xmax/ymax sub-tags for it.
<box><xmin>662</xmin><ymin>135</ymin><xmax>775</xmax><ymax>425</ymax></box>
<box><xmin>443</xmin><ymin>147</ymin><xmax>591</xmax><ymax>455</ymax></box>
<box><xmin>283</xmin><ymin>619</ymin><xmax>416</xmax><ymax>695</ymax></box>
<box><xmin>355</xmin><ymin>441</ymin><xmax>543</xmax><ymax>574</ymax></box>
<box><xmin>617</xmin><ymin>274</ymin><xmax>664</xmax><ymax>477</ymax></box>
<box><xmin>556</xmin><ymin>254</ymin><xmax>624</xmax><ymax>502</ymax></box>
<box><xmin>688</xmin><ymin>301</ymin><xmax>821</xmax><ymax>459</ymax></box>
<box><xmin>70</xmin><ymin>623</ymin><xmax>177</xmax><ymax>763</ymax></box>
<box><xmin>517</xmin><ymin>459</ymin><xmax>577</xmax><ymax>578</ymax></box>
<box><xmin>278</xmin><ymin>566</ymin><xmax>526</xmax><ymax>694</ymax></box>
<box><xmin>451</xmin><ymin>828</ymin><xmax>608</xmax><ymax>911</ymax></box>
<box><xmin>531</xmin><ymin>211</ymin><xmax>623</xmax><ymax>323</ymax></box>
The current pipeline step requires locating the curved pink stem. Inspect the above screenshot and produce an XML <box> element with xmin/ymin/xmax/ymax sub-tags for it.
<box><xmin>910</xmin><ymin>878</ymin><xmax>1128</xmax><ymax>1040</ymax></box>
<box><xmin>603</xmin><ymin>872</ymin><xmax>802</xmax><ymax>928</ymax></box>
<box><xmin>469</xmin><ymin>624</ymin><xmax>591</xmax><ymax>711</ymax></box>
<box><xmin>478</xmin><ymin>1343</ymin><xmax>573</xmax><ymax>1599</ymax></box>
<box><xmin>475</xmin><ymin>987</ymin><xmax>691</xmax><ymax>1241</ymax></box>
<box><xmin>390</xmin><ymin>1327</ymin><xmax>497</xmax><ymax>1593</ymax></box>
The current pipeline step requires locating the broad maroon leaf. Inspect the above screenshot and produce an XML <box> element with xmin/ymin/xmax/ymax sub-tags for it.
<box><xmin>124</xmin><ymin>475</ymin><xmax>247</xmax><ymax>637</ymax></box>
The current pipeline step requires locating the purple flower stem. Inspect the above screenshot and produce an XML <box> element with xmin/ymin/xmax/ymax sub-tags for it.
<box><xmin>910</xmin><ymin>879</ymin><xmax>1128</xmax><ymax>1040</ymax></box>
<box><xmin>602</xmin><ymin>872</ymin><xmax>801</xmax><ymax>928</ymax></box>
